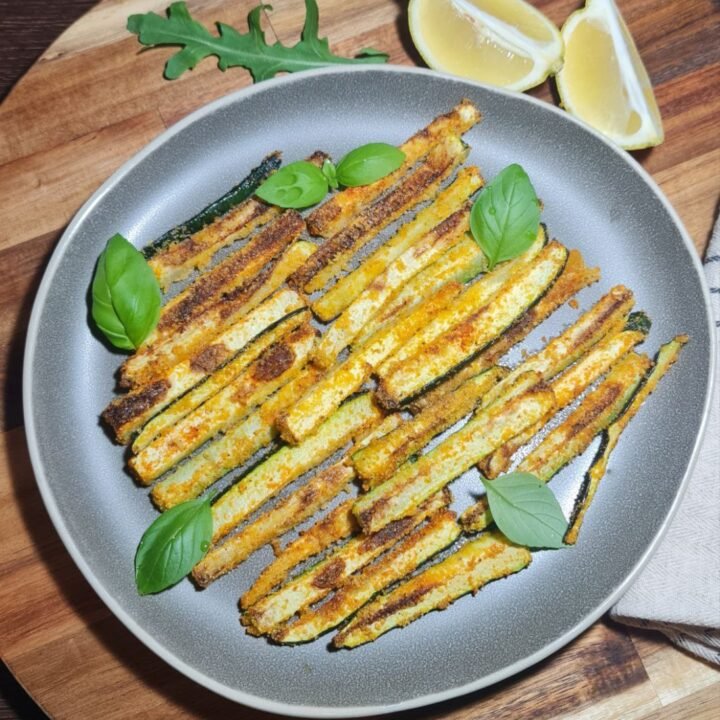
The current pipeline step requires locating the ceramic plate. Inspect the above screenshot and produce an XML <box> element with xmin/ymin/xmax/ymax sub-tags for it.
<box><xmin>23</xmin><ymin>66</ymin><xmax>714</xmax><ymax>717</ymax></box>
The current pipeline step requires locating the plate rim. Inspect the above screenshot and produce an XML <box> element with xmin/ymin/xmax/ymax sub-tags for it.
<box><xmin>22</xmin><ymin>64</ymin><xmax>717</xmax><ymax>718</ymax></box>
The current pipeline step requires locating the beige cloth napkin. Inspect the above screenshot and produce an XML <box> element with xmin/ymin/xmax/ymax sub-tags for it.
<box><xmin>610</xmin><ymin>218</ymin><xmax>720</xmax><ymax>664</ymax></box>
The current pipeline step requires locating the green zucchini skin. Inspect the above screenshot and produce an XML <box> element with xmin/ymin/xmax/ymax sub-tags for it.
<box><xmin>142</xmin><ymin>152</ymin><xmax>282</xmax><ymax>259</ymax></box>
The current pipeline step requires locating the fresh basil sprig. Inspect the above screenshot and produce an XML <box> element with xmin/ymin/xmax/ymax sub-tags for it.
<box><xmin>135</xmin><ymin>495</ymin><xmax>213</xmax><ymax>595</ymax></box>
<box><xmin>91</xmin><ymin>234</ymin><xmax>162</xmax><ymax>351</ymax></box>
<box><xmin>482</xmin><ymin>472</ymin><xmax>568</xmax><ymax>549</ymax></box>
<box><xmin>256</xmin><ymin>143</ymin><xmax>406</xmax><ymax>209</ymax></box>
<box><xmin>255</xmin><ymin>160</ymin><xmax>329</xmax><ymax>209</ymax></box>
<box><xmin>334</xmin><ymin>142</ymin><xmax>405</xmax><ymax>187</ymax></box>
<box><xmin>470</xmin><ymin>164</ymin><xmax>540</xmax><ymax>270</ymax></box>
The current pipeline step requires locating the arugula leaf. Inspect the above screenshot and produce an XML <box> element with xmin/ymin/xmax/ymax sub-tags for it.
<box><xmin>469</xmin><ymin>163</ymin><xmax>540</xmax><ymax>270</ymax></box>
<box><xmin>91</xmin><ymin>234</ymin><xmax>161</xmax><ymax>351</ymax></box>
<box><xmin>127</xmin><ymin>0</ymin><xmax>388</xmax><ymax>82</ymax></box>
<box><xmin>135</xmin><ymin>495</ymin><xmax>213</xmax><ymax>595</ymax></box>
<box><xmin>482</xmin><ymin>472</ymin><xmax>568</xmax><ymax>549</ymax></box>
<box><xmin>255</xmin><ymin>160</ymin><xmax>328</xmax><ymax>208</ymax></box>
<box><xmin>335</xmin><ymin>143</ymin><xmax>406</xmax><ymax>187</ymax></box>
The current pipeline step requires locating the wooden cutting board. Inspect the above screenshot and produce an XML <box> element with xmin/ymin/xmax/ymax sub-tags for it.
<box><xmin>1</xmin><ymin>1</ymin><xmax>718</xmax><ymax>718</ymax></box>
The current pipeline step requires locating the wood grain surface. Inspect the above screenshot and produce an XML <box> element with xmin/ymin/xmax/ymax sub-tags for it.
<box><xmin>0</xmin><ymin>1</ymin><xmax>718</xmax><ymax>718</ymax></box>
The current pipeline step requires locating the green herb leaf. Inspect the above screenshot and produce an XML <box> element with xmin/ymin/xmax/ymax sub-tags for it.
<box><xmin>482</xmin><ymin>472</ymin><xmax>568</xmax><ymax>549</ymax></box>
<box><xmin>127</xmin><ymin>0</ymin><xmax>388</xmax><ymax>82</ymax></box>
<box><xmin>470</xmin><ymin>163</ymin><xmax>540</xmax><ymax>270</ymax></box>
<box><xmin>135</xmin><ymin>496</ymin><xmax>213</xmax><ymax>595</ymax></box>
<box><xmin>322</xmin><ymin>158</ymin><xmax>339</xmax><ymax>189</ymax></box>
<box><xmin>91</xmin><ymin>234</ymin><xmax>162</xmax><ymax>351</ymax></box>
<box><xmin>255</xmin><ymin>160</ymin><xmax>329</xmax><ymax>208</ymax></box>
<box><xmin>335</xmin><ymin>143</ymin><xmax>406</xmax><ymax>187</ymax></box>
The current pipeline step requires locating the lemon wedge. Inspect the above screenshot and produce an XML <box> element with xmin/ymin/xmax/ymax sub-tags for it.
<box><xmin>408</xmin><ymin>0</ymin><xmax>563</xmax><ymax>92</ymax></box>
<box><xmin>556</xmin><ymin>0</ymin><xmax>663</xmax><ymax>149</ymax></box>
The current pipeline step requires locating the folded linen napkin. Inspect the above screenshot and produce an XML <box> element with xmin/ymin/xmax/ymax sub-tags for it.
<box><xmin>610</xmin><ymin>217</ymin><xmax>720</xmax><ymax>665</ymax></box>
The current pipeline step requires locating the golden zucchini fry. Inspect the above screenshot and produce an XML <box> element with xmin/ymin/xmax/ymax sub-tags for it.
<box><xmin>333</xmin><ymin>531</ymin><xmax>531</xmax><ymax>648</ymax></box>
<box><xmin>462</xmin><ymin>351</ymin><xmax>652</xmax><ymax>533</ymax></box>
<box><xmin>148</xmin><ymin>151</ymin><xmax>325</xmax><ymax>288</ymax></box>
<box><xmin>102</xmin><ymin>288</ymin><xmax>305</xmax><ymax>444</ymax></box>
<box><xmin>122</xmin><ymin>239</ymin><xmax>315</xmax><ymax>388</ymax></box>
<box><xmin>130</xmin><ymin>322</ymin><xmax>317</xmax><ymax>484</ymax></box>
<box><xmin>193</xmin><ymin>414</ymin><xmax>401</xmax><ymax>586</ymax></box>
<box><xmin>192</xmin><ymin>463</ymin><xmax>355</xmax><ymax>587</ymax></box>
<box><xmin>243</xmin><ymin>491</ymin><xmax>450</xmax><ymax>635</ymax></box>
<box><xmin>307</xmin><ymin>99</ymin><xmax>481</xmax><ymax>238</ymax></box>
<box><xmin>132</xmin><ymin>310</ymin><xmax>309</xmax><ymax>453</ymax></box>
<box><xmin>411</xmin><ymin>248</ymin><xmax>599</xmax><ymax>413</ymax></box>
<box><xmin>211</xmin><ymin>393</ymin><xmax>382</xmax><ymax>542</ymax></box>
<box><xmin>276</xmin><ymin>282</ymin><xmax>464</xmax><ymax>445</ymax></box>
<box><xmin>313</xmin><ymin>203</ymin><xmax>473</xmax><ymax>369</ymax></box>
<box><xmin>378</xmin><ymin>227</ymin><xmax>546</xmax><ymax>378</ymax></box>
<box><xmin>312</xmin><ymin>167</ymin><xmax>483</xmax><ymax>321</ymax></box>
<box><xmin>354</xmin><ymin>381</ymin><xmax>556</xmax><ymax>534</ymax></box>
<box><xmin>150</xmin><ymin>366</ymin><xmax>322</xmax><ymax>510</ymax></box>
<box><xmin>145</xmin><ymin>211</ymin><xmax>303</xmax><ymax>348</ymax></box>
<box><xmin>377</xmin><ymin>242</ymin><xmax>568</xmax><ymax>407</ymax></box>
<box><xmin>565</xmin><ymin>336</ymin><xmax>688</xmax><ymax>544</ymax></box>
<box><xmin>290</xmin><ymin>135</ymin><xmax>468</xmax><ymax>293</ymax></box>
<box><xmin>355</xmin><ymin>234</ymin><xmax>487</xmax><ymax>346</ymax></box>
<box><xmin>241</xmin><ymin>499</ymin><xmax>358</xmax><ymax>610</ymax></box>
<box><xmin>353</xmin><ymin>366</ymin><xmax>507</xmax><ymax>488</ymax></box>
<box><xmin>273</xmin><ymin>509</ymin><xmax>461</xmax><ymax>644</ymax></box>
<box><xmin>482</xmin><ymin>326</ymin><xmax>646</xmax><ymax>478</ymax></box>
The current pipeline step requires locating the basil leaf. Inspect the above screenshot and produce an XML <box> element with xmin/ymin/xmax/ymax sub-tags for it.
<box><xmin>91</xmin><ymin>234</ymin><xmax>162</xmax><ymax>351</ymax></box>
<box><xmin>322</xmin><ymin>158</ymin><xmax>339</xmax><ymax>189</ymax></box>
<box><xmin>335</xmin><ymin>142</ymin><xmax>405</xmax><ymax>187</ymax></box>
<box><xmin>135</xmin><ymin>495</ymin><xmax>213</xmax><ymax>595</ymax></box>
<box><xmin>470</xmin><ymin>164</ymin><xmax>540</xmax><ymax>270</ymax></box>
<box><xmin>482</xmin><ymin>472</ymin><xmax>568</xmax><ymax>549</ymax></box>
<box><xmin>255</xmin><ymin>160</ymin><xmax>328</xmax><ymax>208</ymax></box>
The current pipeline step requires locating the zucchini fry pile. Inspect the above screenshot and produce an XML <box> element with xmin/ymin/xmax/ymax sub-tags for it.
<box><xmin>103</xmin><ymin>99</ymin><xmax>687</xmax><ymax>648</ymax></box>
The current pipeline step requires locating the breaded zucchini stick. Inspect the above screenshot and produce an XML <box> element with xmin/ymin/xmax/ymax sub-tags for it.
<box><xmin>355</xmin><ymin>234</ymin><xmax>487</xmax><ymax>346</ymax></box>
<box><xmin>461</xmin><ymin>352</ymin><xmax>652</xmax><ymax>533</ymax></box>
<box><xmin>102</xmin><ymin>288</ymin><xmax>305</xmax><ymax>444</ymax></box>
<box><xmin>276</xmin><ymin>282</ymin><xmax>463</xmax><ymax>445</ymax></box>
<box><xmin>482</xmin><ymin>323</ymin><xmax>647</xmax><ymax>478</ymax></box>
<box><xmin>132</xmin><ymin>310</ymin><xmax>309</xmax><ymax>452</ymax></box>
<box><xmin>148</xmin><ymin>151</ymin><xmax>325</xmax><ymax>288</ymax></box>
<box><xmin>354</xmin><ymin>381</ymin><xmax>556</xmax><ymax>534</ymax></box>
<box><xmin>377</xmin><ymin>242</ymin><xmax>568</xmax><ymax>407</ymax></box>
<box><xmin>307</xmin><ymin>99</ymin><xmax>482</xmax><ymax>238</ymax></box>
<box><xmin>192</xmin><ymin>463</ymin><xmax>355</xmax><ymax>587</ymax></box>
<box><xmin>313</xmin><ymin>202</ymin><xmax>473</xmax><ymax>369</ymax></box>
<box><xmin>353</xmin><ymin>366</ymin><xmax>507</xmax><ymax>488</ymax></box>
<box><xmin>273</xmin><ymin>509</ymin><xmax>461</xmax><ymax>643</ymax></box>
<box><xmin>411</xmin><ymin>248</ymin><xmax>600</xmax><ymax>413</ymax></box>
<box><xmin>333</xmin><ymin>531</ymin><xmax>531</xmax><ymax>648</ymax></box>
<box><xmin>121</xmin><ymin>239</ymin><xmax>314</xmax><ymax>388</ymax></box>
<box><xmin>129</xmin><ymin>322</ymin><xmax>317</xmax><ymax>484</ymax></box>
<box><xmin>378</xmin><ymin>227</ymin><xmax>547</xmax><ymax>378</ymax></box>
<box><xmin>312</xmin><ymin>167</ymin><xmax>484</xmax><ymax>321</ymax></box>
<box><xmin>151</xmin><ymin>367</ymin><xmax>322</xmax><ymax>510</ymax></box>
<box><xmin>241</xmin><ymin>499</ymin><xmax>358</xmax><ymax>610</ymax></box>
<box><xmin>243</xmin><ymin>491</ymin><xmax>450</xmax><ymax>635</ymax></box>
<box><xmin>192</xmin><ymin>414</ymin><xmax>402</xmax><ymax>586</ymax></box>
<box><xmin>147</xmin><ymin>211</ymin><xmax>304</xmax><ymax>346</ymax></box>
<box><xmin>565</xmin><ymin>336</ymin><xmax>688</xmax><ymax>544</ymax></box>
<box><xmin>211</xmin><ymin>393</ymin><xmax>383</xmax><ymax>542</ymax></box>
<box><xmin>290</xmin><ymin>135</ymin><xmax>468</xmax><ymax>293</ymax></box>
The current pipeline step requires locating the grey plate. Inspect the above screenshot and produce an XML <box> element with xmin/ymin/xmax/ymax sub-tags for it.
<box><xmin>23</xmin><ymin>66</ymin><xmax>714</xmax><ymax>717</ymax></box>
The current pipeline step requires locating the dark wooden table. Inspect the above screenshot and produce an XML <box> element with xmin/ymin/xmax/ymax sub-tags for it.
<box><xmin>0</xmin><ymin>1</ymin><xmax>718</xmax><ymax>719</ymax></box>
